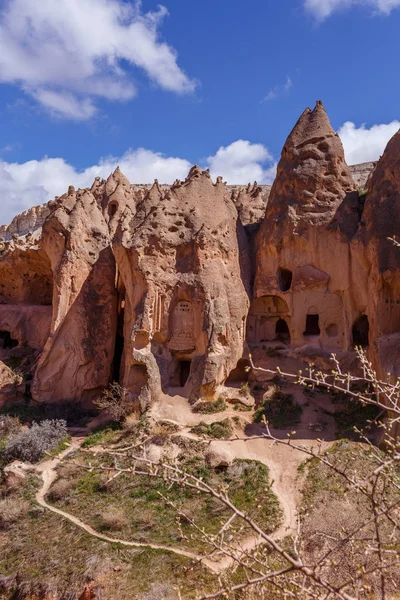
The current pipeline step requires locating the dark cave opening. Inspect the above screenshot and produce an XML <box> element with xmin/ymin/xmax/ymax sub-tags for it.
<box><xmin>179</xmin><ymin>360</ymin><xmax>191</xmax><ymax>387</ymax></box>
<box><xmin>112</xmin><ymin>296</ymin><xmax>125</xmax><ymax>383</ymax></box>
<box><xmin>0</xmin><ymin>330</ymin><xmax>18</xmax><ymax>350</ymax></box>
<box><xmin>352</xmin><ymin>315</ymin><xmax>369</xmax><ymax>348</ymax></box>
<box><xmin>304</xmin><ymin>314</ymin><xmax>321</xmax><ymax>337</ymax></box>
<box><xmin>170</xmin><ymin>360</ymin><xmax>192</xmax><ymax>387</ymax></box>
<box><xmin>275</xmin><ymin>318</ymin><xmax>291</xmax><ymax>343</ymax></box>
<box><xmin>277</xmin><ymin>267</ymin><xmax>293</xmax><ymax>292</ymax></box>
<box><xmin>108</xmin><ymin>202</ymin><xmax>118</xmax><ymax>217</ymax></box>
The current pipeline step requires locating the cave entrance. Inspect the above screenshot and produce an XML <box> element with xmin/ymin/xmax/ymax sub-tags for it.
<box><xmin>170</xmin><ymin>360</ymin><xmax>191</xmax><ymax>388</ymax></box>
<box><xmin>277</xmin><ymin>267</ymin><xmax>293</xmax><ymax>292</ymax></box>
<box><xmin>226</xmin><ymin>359</ymin><xmax>250</xmax><ymax>384</ymax></box>
<box><xmin>0</xmin><ymin>330</ymin><xmax>18</xmax><ymax>350</ymax></box>
<box><xmin>304</xmin><ymin>314</ymin><xmax>320</xmax><ymax>337</ymax></box>
<box><xmin>108</xmin><ymin>202</ymin><xmax>118</xmax><ymax>218</ymax></box>
<box><xmin>179</xmin><ymin>361</ymin><xmax>191</xmax><ymax>387</ymax></box>
<box><xmin>112</xmin><ymin>283</ymin><xmax>125</xmax><ymax>383</ymax></box>
<box><xmin>275</xmin><ymin>319</ymin><xmax>291</xmax><ymax>343</ymax></box>
<box><xmin>352</xmin><ymin>315</ymin><xmax>369</xmax><ymax>348</ymax></box>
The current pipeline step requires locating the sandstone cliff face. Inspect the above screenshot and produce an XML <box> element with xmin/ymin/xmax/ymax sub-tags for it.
<box><xmin>354</xmin><ymin>131</ymin><xmax>400</xmax><ymax>392</ymax></box>
<box><xmin>0</xmin><ymin>103</ymin><xmax>397</xmax><ymax>413</ymax></box>
<box><xmin>32</xmin><ymin>185</ymin><xmax>118</xmax><ymax>405</ymax></box>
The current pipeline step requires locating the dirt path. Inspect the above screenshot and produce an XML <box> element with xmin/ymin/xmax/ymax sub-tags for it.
<box><xmin>34</xmin><ymin>438</ymin><xmax>234</xmax><ymax>573</ymax></box>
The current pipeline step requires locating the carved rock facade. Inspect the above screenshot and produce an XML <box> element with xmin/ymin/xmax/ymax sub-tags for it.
<box><xmin>0</xmin><ymin>102</ymin><xmax>398</xmax><ymax>413</ymax></box>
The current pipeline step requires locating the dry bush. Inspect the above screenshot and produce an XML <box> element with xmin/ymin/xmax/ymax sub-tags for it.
<box><xmin>98</xmin><ymin>507</ymin><xmax>128</xmax><ymax>531</ymax></box>
<box><xmin>0</xmin><ymin>498</ymin><xmax>30</xmax><ymax>529</ymax></box>
<box><xmin>95</xmin><ymin>383</ymin><xmax>139</xmax><ymax>421</ymax></box>
<box><xmin>4</xmin><ymin>419</ymin><xmax>67</xmax><ymax>463</ymax></box>
<box><xmin>47</xmin><ymin>477</ymin><xmax>76</xmax><ymax>502</ymax></box>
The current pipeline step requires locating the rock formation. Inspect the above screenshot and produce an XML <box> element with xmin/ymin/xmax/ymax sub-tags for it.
<box><xmin>0</xmin><ymin>101</ymin><xmax>398</xmax><ymax>417</ymax></box>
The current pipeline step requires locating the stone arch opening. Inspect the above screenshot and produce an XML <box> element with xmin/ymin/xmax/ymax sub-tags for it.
<box><xmin>275</xmin><ymin>319</ymin><xmax>290</xmax><ymax>343</ymax></box>
<box><xmin>277</xmin><ymin>267</ymin><xmax>293</xmax><ymax>292</ymax></box>
<box><xmin>247</xmin><ymin>295</ymin><xmax>290</xmax><ymax>345</ymax></box>
<box><xmin>0</xmin><ymin>330</ymin><xmax>18</xmax><ymax>350</ymax></box>
<box><xmin>352</xmin><ymin>315</ymin><xmax>369</xmax><ymax>348</ymax></box>
<box><xmin>304</xmin><ymin>312</ymin><xmax>320</xmax><ymax>337</ymax></box>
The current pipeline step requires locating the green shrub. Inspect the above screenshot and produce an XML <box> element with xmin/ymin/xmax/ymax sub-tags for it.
<box><xmin>254</xmin><ymin>391</ymin><xmax>303</xmax><ymax>428</ymax></box>
<box><xmin>193</xmin><ymin>398</ymin><xmax>227</xmax><ymax>414</ymax></box>
<box><xmin>191</xmin><ymin>418</ymin><xmax>232</xmax><ymax>439</ymax></box>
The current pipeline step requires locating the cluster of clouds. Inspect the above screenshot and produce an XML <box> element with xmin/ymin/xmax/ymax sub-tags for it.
<box><xmin>0</xmin><ymin>0</ymin><xmax>195</xmax><ymax>120</ymax></box>
<box><xmin>304</xmin><ymin>0</ymin><xmax>400</xmax><ymax>20</ymax></box>
<box><xmin>2</xmin><ymin>120</ymin><xmax>399</xmax><ymax>225</ymax></box>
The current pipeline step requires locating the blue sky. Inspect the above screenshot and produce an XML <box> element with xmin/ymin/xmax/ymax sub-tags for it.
<box><xmin>0</xmin><ymin>0</ymin><xmax>400</xmax><ymax>223</ymax></box>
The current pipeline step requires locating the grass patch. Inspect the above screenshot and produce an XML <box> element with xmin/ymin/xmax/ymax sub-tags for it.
<box><xmin>81</xmin><ymin>423</ymin><xmax>122</xmax><ymax>448</ymax></box>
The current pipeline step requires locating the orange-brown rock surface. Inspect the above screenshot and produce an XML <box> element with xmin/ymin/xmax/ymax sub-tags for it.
<box><xmin>0</xmin><ymin>102</ymin><xmax>398</xmax><ymax>414</ymax></box>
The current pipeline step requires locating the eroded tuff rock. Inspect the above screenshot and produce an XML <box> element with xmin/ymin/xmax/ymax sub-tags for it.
<box><xmin>354</xmin><ymin>130</ymin><xmax>400</xmax><ymax>409</ymax></box>
<box><xmin>111</xmin><ymin>165</ymin><xmax>250</xmax><ymax>407</ymax></box>
<box><xmin>0</xmin><ymin>102</ymin><xmax>397</xmax><ymax>414</ymax></box>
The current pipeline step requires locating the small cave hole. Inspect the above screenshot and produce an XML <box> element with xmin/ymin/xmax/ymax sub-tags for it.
<box><xmin>0</xmin><ymin>330</ymin><xmax>18</xmax><ymax>350</ymax></box>
<box><xmin>108</xmin><ymin>202</ymin><xmax>118</xmax><ymax>217</ymax></box>
<box><xmin>277</xmin><ymin>267</ymin><xmax>293</xmax><ymax>292</ymax></box>
<box><xmin>326</xmin><ymin>323</ymin><xmax>338</xmax><ymax>338</ymax></box>
<box><xmin>275</xmin><ymin>319</ymin><xmax>291</xmax><ymax>343</ymax></box>
<box><xmin>352</xmin><ymin>315</ymin><xmax>369</xmax><ymax>348</ymax></box>
<box><xmin>226</xmin><ymin>359</ymin><xmax>250</xmax><ymax>384</ymax></box>
<box><xmin>304</xmin><ymin>314</ymin><xmax>320</xmax><ymax>337</ymax></box>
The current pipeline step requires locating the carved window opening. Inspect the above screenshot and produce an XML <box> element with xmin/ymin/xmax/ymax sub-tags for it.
<box><xmin>352</xmin><ymin>315</ymin><xmax>369</xmax><ymax>348</ymax></box>
<box><xmin>275</xmin><ymin>319</ymin><xmax>290</xmax><ymax>343</ymax></box>
<box><xmin>277</xmin><ymin>268</ymin><xmax>293</xmax><ymax>292</ymax></box>
<box><xmin>0</xmin><ymin>330</ymin><xmax>18</xmax><ymax>350</ymax></box>
<box><xmin>304</xmin><ymin>314</ymin><xmax>320</xmax><ymax>337</ymax></box>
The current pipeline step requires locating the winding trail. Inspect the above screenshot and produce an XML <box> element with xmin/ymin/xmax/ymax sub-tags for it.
<box><xmin>34</xmin><ymin>383</ymin><xmax>335</xmax><ymax>574</ymax></box>
<box><xmin>35</xmin><ymin>439</ymin><xmax>222</xmax><ymax>571</ymax></box>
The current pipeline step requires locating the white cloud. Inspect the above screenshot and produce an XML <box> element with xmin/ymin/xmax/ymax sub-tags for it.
<box><xmin>206</xmin><ymin>140</ymin><xmax>277</xmax><ymax>184</ymax></box>
<box><xmin>262</xmin><ymin>75</ymin><xmax>293</xmax><ymax>102</ymax></box>
<box><xmin>0</xmin><ymin>140</ymin><xmax>276</xmax><ymax>224</ymax></box>
<box><xmin>0</xmin><ymin>0</ymin><xmax>196</xmax><ymax>120</ymax></box>
<box><xmin>305</xmin><ymin>0</ymin><xmax>400</xmax><ymax>20</ymax></box>
<box><xmin>338</xmin><ymin>120</ymin><xmax>400</xmax><ymax>164</ymax></box>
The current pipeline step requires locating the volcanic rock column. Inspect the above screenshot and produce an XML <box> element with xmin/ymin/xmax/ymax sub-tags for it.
<box><xmin>253</xmin><ymin>101</ymin><xmax>364</xmax><ymax>354</ymax></box>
